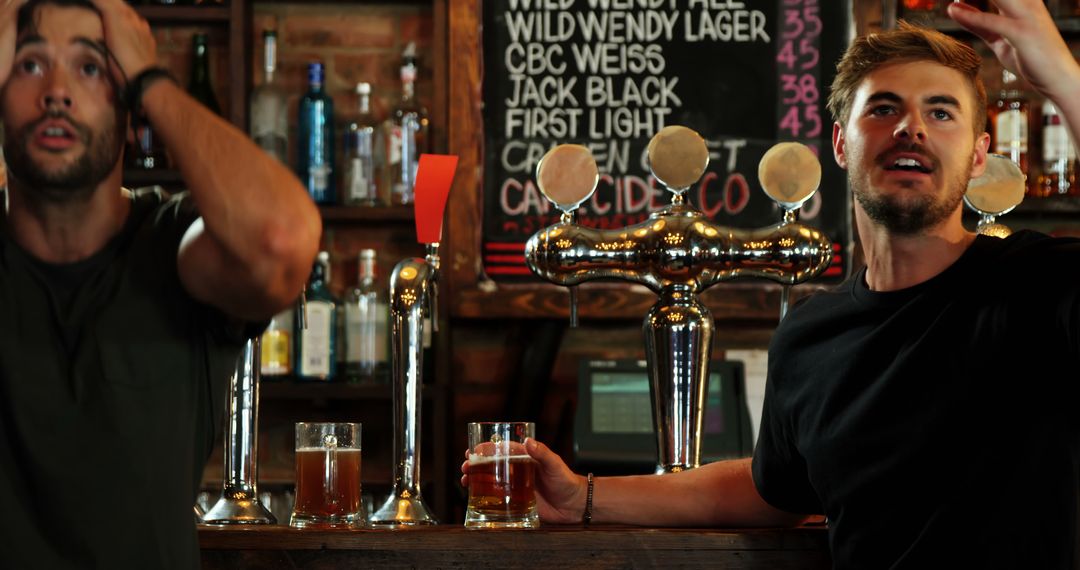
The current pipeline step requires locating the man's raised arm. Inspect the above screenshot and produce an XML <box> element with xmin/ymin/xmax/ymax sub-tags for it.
<box><xmin>91</xmin><ymin>0</ymin><xmax>321</xmax><ymax>322</ymax></box>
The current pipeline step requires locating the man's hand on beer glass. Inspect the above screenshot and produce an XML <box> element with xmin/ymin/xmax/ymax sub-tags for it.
<box><xmin>947</xmin><ymin>0</ymin><xmax>1080</xmax><ymax>104</ymax></box>
<box><xmin>462</xmin><ymin>438</ymin><xmax>589</xmax><ymax>524</ymax></box>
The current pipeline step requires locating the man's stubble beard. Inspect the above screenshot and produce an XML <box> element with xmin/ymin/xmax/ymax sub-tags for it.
<box><xmin>850</xmin><ymin>152</ymin><xmax>974</xmax><ymax>235</ymax></box>
<box><xmin>3</xmin><ymin>107</ymin><xmax>125</xmax><ymax>204</ymax></box>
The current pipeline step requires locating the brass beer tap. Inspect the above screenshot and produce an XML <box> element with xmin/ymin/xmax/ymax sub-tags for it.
<box><xmin>526</xmin><ymin>126</ymin><xmax>833</xmax><ymax>473</ymax></box>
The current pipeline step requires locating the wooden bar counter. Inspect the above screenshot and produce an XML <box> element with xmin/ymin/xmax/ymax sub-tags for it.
<box><xmin>199</xmin><ymin>524</ymin><xmax>831</xmax><ymax>568</ymax></box>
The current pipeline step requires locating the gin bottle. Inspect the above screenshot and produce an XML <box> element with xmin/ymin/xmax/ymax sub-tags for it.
<box><xmin>296</xmin><ymin>252</ymin><xmax>337</xmax><ymax>381</ymax></box>
<box><xmin>298</xmin><ymin>62</ymin><xmax>335</xmax><ymax>204</ymax></box>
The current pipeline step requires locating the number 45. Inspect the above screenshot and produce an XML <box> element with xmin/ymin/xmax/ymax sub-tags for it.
<box><xmin>779</xmin><ymin>105</ymin><xmax>822</xmax><ymax>139</ymax></box>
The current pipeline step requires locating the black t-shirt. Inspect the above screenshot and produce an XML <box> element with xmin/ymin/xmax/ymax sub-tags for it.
<box><xmin>754</xmin><ymin>231</ymin><xmax>1080</xmax><ymax>569</ymax></box>
<box><xmin>0</xmin><ymin>189</ymin><xmax>244</xmax><ymax>568</ymax></box>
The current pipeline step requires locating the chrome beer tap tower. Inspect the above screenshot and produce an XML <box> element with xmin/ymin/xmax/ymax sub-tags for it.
<box><xmin>370</xmin><ymin>154</ymin><xmax>457</xmax><ymax>526</ymax></box>
<box><xmin>526</xmin><ymin>126</ymin><xmax>833</xmax><ymax>473</ymax></box>
<box><xmin>202</xmin><ymin>336</ymin><xmax>276</xmax><ymax>524</ymax></box>
<box><xmin>367</xmin><ymin>246</ymin><xmax>440</xmax><ymax>526</ymax></box>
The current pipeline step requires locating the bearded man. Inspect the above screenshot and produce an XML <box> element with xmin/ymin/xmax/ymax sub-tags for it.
<box><xmin>0</xmin><ymin>0</ymin><xmax>320</xmax><ymax>566</ymax></box>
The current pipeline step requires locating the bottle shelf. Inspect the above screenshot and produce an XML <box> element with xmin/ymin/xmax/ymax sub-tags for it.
<box><xmin>123</xmin><ymin>168</ymin><xmax>184</xmax><ymax>188</ymax></box>
<box><xmin>1013</xmin><ymin>194</ymin><xmax>1080</xmax><ymax>214</ymax></box>
<box><xmin>259</xmin><ymin>378</ymin><xmax>443</xmax><ymax>400</ymax></box>
<box><xmin>899</xmin><ymin>13</ymin><xmax>1080</xmax><ymax>35</ymax></box>
<box><xmin>135</xmin><ymin>5</ymin><xmax>230</xmax><ymax>23</ymax></box>
<box><xmin>318</xmin><ymin>205</ymin><xmax>414</xmax><ymax>223</ymax></box>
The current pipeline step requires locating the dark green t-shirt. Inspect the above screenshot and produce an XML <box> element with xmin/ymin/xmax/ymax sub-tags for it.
<box><xmin>0</xmin><ymin>189</ymin><xmax>244</xmax><ymax>568</ymax></box>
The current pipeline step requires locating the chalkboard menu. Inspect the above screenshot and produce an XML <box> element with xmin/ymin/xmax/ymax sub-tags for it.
<box><xmin>481</xmin><ymin>0</ymin><xmax>852</xmax><ymax>283</ymax></box>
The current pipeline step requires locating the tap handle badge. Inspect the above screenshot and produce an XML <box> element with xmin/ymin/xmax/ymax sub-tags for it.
<box><xmin>413</xmin><ymin>154</ymin><xmax>459</xmax><ymax>245</ymax></box>
<box><xmin>964</xmin><ymin>154</ymin><xmax>1025</xmax><ymax>217</ymax></box>
<box><xmin>646</xmin><ymin>126</ymin><xmax>710</xmax><ymax>195</ymax></box>
<box><xmin>535</xmin><ymin>144</ymin><xmax>600</xmax><ymax>213</ymax></box>
<box><xmin>965</xmin><ymin>154</ymin><xmax>1024</xmax><ymax>238</ymax></box>
<box><xmin>758</xmin><ymin>142</ymin><xmax>821</xmax><ymax>211</ymax></box>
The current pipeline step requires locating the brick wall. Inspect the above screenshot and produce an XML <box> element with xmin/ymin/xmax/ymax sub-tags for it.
<box><xmin>151</xmin><ymin>2</ymin><xmax>435</xmax><ymax>169</ymax></box>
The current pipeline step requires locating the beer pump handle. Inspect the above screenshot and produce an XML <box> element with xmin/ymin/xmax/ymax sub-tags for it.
<box><xmin>413</xmin><ymin>155</ymin><xmax>455</xmax><ymax>334</ymax></box>
<box><xmin>413</xmin><ymin>154</ymin><xmax>458</xmax><ymax>246</ymax></box>
<box><xmin>534</xmin><ymin>145</ymin><xmax>600</xmax><ymax>327</ymax></box>
<box><xmin>570</xmin><ymin>287</ymin><xmax>579</xmax><ymax>327</ymax></box>
<box><xmin>964</xmin><ymin>154</ymin><xmax>1024</xmax><ymax>238</ymax></box>
<box><xmin>758</xmin><ymin>142</ymin><xmax>822</xmax><ymax>321</ymax></box>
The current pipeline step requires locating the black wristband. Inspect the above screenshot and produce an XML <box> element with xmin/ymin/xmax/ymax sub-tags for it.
<box><xmin>124</xmin><ymin>66</ymin><xmax>174</xmax><ymax>112</ymax></box>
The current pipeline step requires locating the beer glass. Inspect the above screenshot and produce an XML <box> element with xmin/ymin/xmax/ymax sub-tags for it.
<box><xmin>465</xmin><ymin>422</ymin><xmax>539</xmax><ymax>529</ymax></box>
<box><xmin>289</xmin><ymin>422</ymin><xmax>364</xmax><ymax>529</ymax></box>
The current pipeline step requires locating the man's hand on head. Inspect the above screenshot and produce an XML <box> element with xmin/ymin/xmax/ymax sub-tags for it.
<box><xmin>87</xmin><ymin>0</ymin><xmax>158</xmax><ymax>86</ymax></box>
<box><xmin>0</xmin><ymin>0</ymin><xmax>28</xmax><ymax>89</ymax></box>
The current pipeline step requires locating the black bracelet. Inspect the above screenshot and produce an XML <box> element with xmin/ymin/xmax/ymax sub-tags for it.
<box><xmin>124</xmin><ymin>66</ymin><xmax>174</xmax><ymax>112</ymax></box>
<box><xmin>583</xmin><ymin>472</ymin><xmax>594</xmax><ymax>526</ymax></box>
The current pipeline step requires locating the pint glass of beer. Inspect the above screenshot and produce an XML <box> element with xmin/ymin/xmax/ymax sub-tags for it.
<box><xmin>289</xmin><ymin>422</ymin><xmax>364</xmax><ymax>529</ymax></box>
<box><xmin>465</xmin><ymin>422</ymin><xmax>539</xmax><ymax>529</ymax></box>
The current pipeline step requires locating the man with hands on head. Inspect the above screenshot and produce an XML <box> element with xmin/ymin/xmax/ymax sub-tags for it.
<box><xmin>0</xmin><ymin>0</ymin><xmax>320</xmax><ymax>567</ymax></box>
<box><xmin>464</xmin><ymin>1</ymin><xmax>1080</xmax><ymax>568</ymax></box>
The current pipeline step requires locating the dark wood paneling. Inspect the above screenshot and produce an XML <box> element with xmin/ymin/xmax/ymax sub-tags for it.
<box><xmin>200</xmin><ymin>526</ymin><xmax>831</xmax><ymax>569</ymax></box>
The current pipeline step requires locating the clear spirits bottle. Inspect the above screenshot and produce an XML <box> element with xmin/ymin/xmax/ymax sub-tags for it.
<box><xmin>298</xmin><ymin>62</ymin><xmax>335</xmax><ymax>204</ymax></box>
<box><xmin>188</xmin><ymin>33</ymin><xmax>221</xmax><ymax>116</ymax></box>
<box><xmin>387</xmin><ymin>43</ymin><xmax>429</xmax><ymax>205</ymax></box>
<box><xmin>342</xmin><ymin>82</ymin><xmax>380</xmax><ymax>206</ymax></box>
<box><xmin>344</xmin><ymin>249</ymin><xmax>389</xmax><ymax>383</ymax></box>
<box><xmin>296</xmin><ymin>252</ymin><xmax>337</xmax><ymax>381</ymax></box>
<box><xmin>250</xmin><ymin>29</ymin><xmax>288</xmax><ymax>165</ymax></box>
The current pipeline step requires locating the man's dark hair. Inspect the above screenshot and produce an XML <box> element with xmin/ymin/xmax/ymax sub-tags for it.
<box><xmin>15</xmin><ymin>0</ymin><xmax>128</xmax><ymax>117</ymax></box>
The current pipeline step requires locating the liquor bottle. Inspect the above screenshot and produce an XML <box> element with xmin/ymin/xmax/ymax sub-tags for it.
<box><xmin>343</xmin><ymin>249</ymin><xmax>389</xmax><ymax>383</ymax></box>
<box><xmin>250</xmin><ymin>30</ymin><xmax>288</xmax><ymax>165</ymax></box>
<box><xmin>342</xmin><ymin>82</ymin><xmax>380</xmax><ymax>206</ymax></box>
<box><xmin>1037</xmin><ymin>101</ymin><xmax>1077</xmax><ymax>197</ymax></box>
<box><xmin>127</xmin><ymin>111</ymin><xmax>167</xmax><ymax>169</ymax></box>
<box><xmin>989</xmin><ymin>69</ymin><xmax>1030</xmax><ymax>193</ymax></box>
<box><xmin>260</xmin><ymin>307</ymin><xmax>293</xmax><ymax>377</ymax></box>
<box><xmin>188</xmin><ymin>33</ymin><xmax>221</xmax><ymax>116</ymax></box>
<box><xmin>296</xmin><ymin>252</ymin><xmax>337</xmax><ymax>381</ymax></box>
<box><xmin>298</xmin><ymin>62</ymin><xmax>336</xmax><ymax>204</ymax></box>
<box><xmin>387</xmin><ymin>43</ymin><xmax>429</xmax><ymax>205</ymax></box>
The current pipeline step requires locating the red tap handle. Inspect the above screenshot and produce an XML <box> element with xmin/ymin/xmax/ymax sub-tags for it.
<box><xmin>413</xmin><ymin>154</ymin><xmax>458</xmax><ymax>245</ymax></box>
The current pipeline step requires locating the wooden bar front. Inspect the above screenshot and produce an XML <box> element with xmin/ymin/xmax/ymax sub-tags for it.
<box><xmin>199</xmin><ymin>525</ymin><xmax>830</xmax><ymax>568</ymax></box>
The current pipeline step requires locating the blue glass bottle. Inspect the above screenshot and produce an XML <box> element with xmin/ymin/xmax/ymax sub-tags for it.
<box><xmin>297</xmin><ymin>62</ymin><xmax>335</xmax><ymax>204</ymax></box>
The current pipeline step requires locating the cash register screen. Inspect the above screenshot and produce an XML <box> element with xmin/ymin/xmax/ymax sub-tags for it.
<box><xmin>574</xmin><ymin>360</ymin><xmax>752</xmax><ymax>473</ymax></box>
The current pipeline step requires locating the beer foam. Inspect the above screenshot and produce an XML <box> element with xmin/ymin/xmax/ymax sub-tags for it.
<box><xmin>297</xmin><ymin>447</ymin><xmax>362</xmax><ymax>454</ymax></box>
<box><xmin>468</xmin><ymin>454</ymin><xmax>533</xmax><ymax>465</ymax></box>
